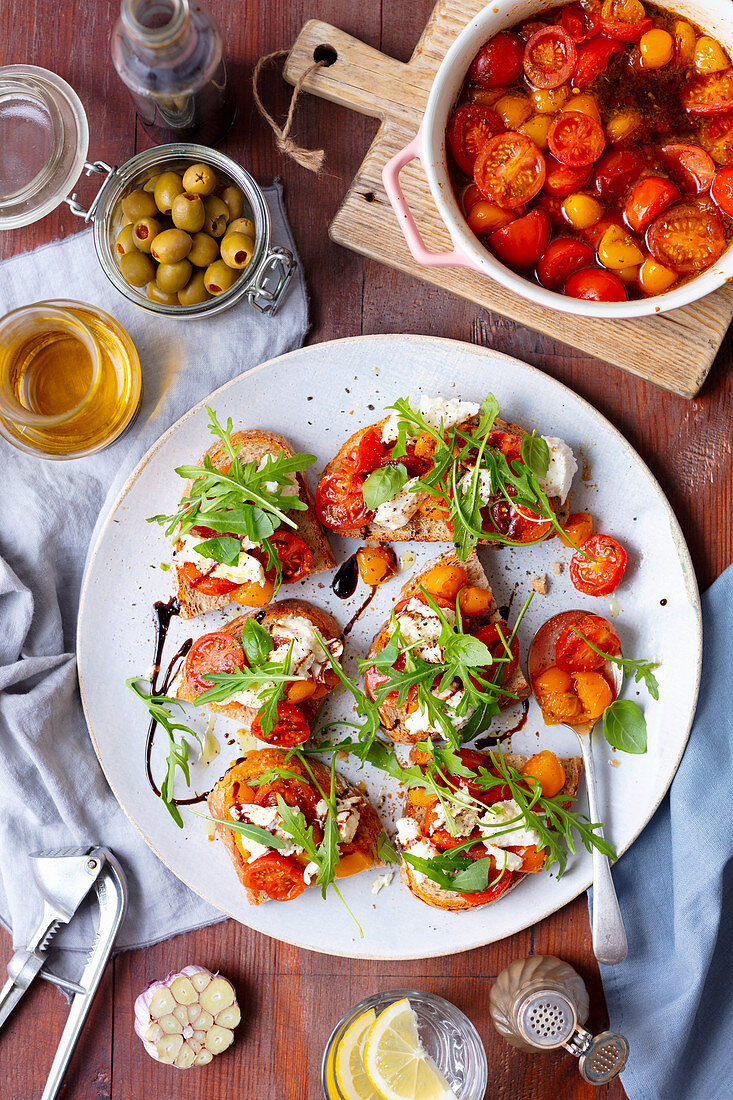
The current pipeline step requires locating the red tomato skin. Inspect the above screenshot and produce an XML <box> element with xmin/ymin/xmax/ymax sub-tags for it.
<box><xmin>624</xmin><ymin>176</ymin><xmax>681</xmax><ymax>233</ymax></box>
<box><xmin>699</xmin><ymin>115</ymin><xmax>733</xmax><ymax>166</ymax></box>
<box><xmin>469</xmin><ymin>32</ymin><xmax>524</xmax><ymax>88</ymax></box>
<box><xmin>565</xmin><ymin>267</ymin><xmax>627</xmax><ymax>302</ymax></box>
<box><xmin>458</xmin><ymin>868</ymin><xmax>516</xmax><ymax>905</ymax></box>
<box><xmin>536</xmin><ymin>237</ymin><xmax>596</xmax><ymax>290</ymax></box>
<box><xmin>543</xmin><ymin>152</ymin><xmax>593</xmax><ymax>198</ymax></box>
<box><xmin>556</xmin><ymin>614</ymin><xmax>621</xmax><ymax>672</ymax></box>
<box><xmin>185</xmin><ymin>632</ymin><xmax>246</xmax><ymax>695</ymax></box>
<box><xmin>269</xmin><ymin>531</ymin><xmax>313</xmax><ymax>583</ymax></box>
<box><xmin>582</xmin><ymin>212</ymin><xmax>625</xmax><ymax>250</ymax></box>
<box><xmin>473</xmin><ymin>623</ymin><xmax>520</xmax><ymax>683</ymax></box>
<box><xmin>447</xmin><ymin>104</ymin><xmax>504</xmax><ymax>176</ymax></box>
<box><xmin>570</xmin><ymin>534</ymin><xmax>628</xmax><ymax>596</ymax></box>
<box><xmin>316</xmin><ymin>468</ymin><xmax>373</xmax><ymax>532</ymax></box>
<box><xmin>346</xmin><ymin>425</ymin><xmax>384</xmax><ymax>473</ymax></box>
<box><xmin>523</xmin><ymin>26</ymin><xmax>577</xmax><ymax>89</ymax></box>
<box><xmin>488</xmin><ymin>209</ymin><xmax>551</xmax><ymax>268</ymax></box>
<box><xmin>646</xmin><ymin>202</ymin><xmax>726</xmax><ymax>274</ymax></box>
<box><xmin>241</xmin><ymin>853</ymin><xmax>306</xmax><ymax>902</ymax></box>
<box><xmin>598</xmin><ymin>14</ymin><xmax>651</xmax><ymax>44</ymax></box>
<box><xmin>548</xmin><ymin>111</ymin><xmax>606</xmax><ymax>168</ymax></box>
<box><xmin>660</xmin><ymin>144</ymin><xmax>716</xmax><ymax>195</ymax></box>
<box><xmin>252</xmin><ymin>702</ymin><xmax>310</xmax><ymax>748</ymax></box>
<box><xmin>594</xmin><ymin>149</ymin><xmax>645</xmax><ymax>202</ymax></box>
<box><xmin>711</xmin><ymin>166</ymin><xmax>733</xmax><ymax>217</ymax></box>
<box><xmin>474</xmin><ymin>132</ymin><xmax>547</xmax><ymax>208</ymax></box>
<box><xmin>573</xmin><ymin>36</ymin><xmax>625</xmax><ymax>89</ymax></box>
<box><xmin>561</xmin><ymin>4</ymin><xmax>601</xmax><ymax>43</ymax></box>
<box><xmin>682</xmin><ymin>70</ymin><xmax>733</xmax><ymax>117</ymax></box>
<box><xmin>180</xmin><ymin>559</ymin><xmax>239</xmax><ymax>596</ymax></box>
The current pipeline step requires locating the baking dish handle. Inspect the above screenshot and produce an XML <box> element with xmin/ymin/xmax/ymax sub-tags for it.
<box><xmin>382</xmin><ymin>131</ymin><xmax>485</xmax><ymax>272</ymax></box>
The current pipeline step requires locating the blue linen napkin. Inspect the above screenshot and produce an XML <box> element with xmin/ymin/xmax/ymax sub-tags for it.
<box><xmin>0</xmin><ymin>185</ymin><xmax>308</xmax><ymax>969</ymax></box>
<box><xmin>592</xmin><ymin>564</ymin><xmax>733</xmax><ymax>1100</ymax></box>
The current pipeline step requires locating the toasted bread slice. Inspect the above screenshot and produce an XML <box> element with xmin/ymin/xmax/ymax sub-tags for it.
<box><xmin>174</xmin><ymin>430</ymin><xmax>335</xmax><ymax>618</ymax></box>
<box><xmin>319</xmin><ymin>416</ymin><xmax>569</xmax><ymax>542</ymax></box>
<box><xmin>170</xmin><ymin>599</ymin><xmax>341</xmax><ymax>734</ymax></box>
<box><xmin>366</xmin><ymin>549</ymin><xmax>531</xmax><ymax>742</ymax></box>
<box><xmin>399</xmin><ymin>751</ymin><xmax>583</xmax><ymax>912</ymax></box>
<box><xmin>208</xmin><ymin>749</ymin><xmax>385</xmax><ymax>904</ymax></box>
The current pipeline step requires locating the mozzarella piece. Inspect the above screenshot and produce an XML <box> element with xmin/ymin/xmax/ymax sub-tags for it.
<box><xmin>391</xmin><ymin>598</ymin><xmax>455</xmax><ymax>664</ymax></box>
<box><xmin>371</xmin><ymin>871</ymin><xmax>394</xmax><ymax>894</ymax></box>
<box><xmin>382</xmin><ymin>395</ymin><xmax>480</xmax><ymax>443</ymax></box>
<box><xmin>458</xmin><ymin>467</ymin><xmax>494</xmax><ymax>505</ymax></box>
<box><xmin>535</xmin><ymin>437</ymin><xmax>577</xmax><ymax>504</ymax></box>
<box><xmin>303</xmin><ymin>861</ymin><xmax>319</xmax><ymax>886</ymax></box>
<box><xmin>256</xmin><ymin>453</ymin><xmax>299</xmax><ymax>497</ymax></box>
<box><xmin>481</xmin><ymin>845</ymin><xmax>524</xmax><ymax>872</ymax></box>
<box><xmin>403</xmin><ymin>683</ymin><xmax>473</xmax><ymax>737</ymax></box>
<box><xmin>403</xmin><ymin>838</ymin><xmax>440</xmax><ymax>884</ymax></box>
<box><xmin>174</xmin><ymin>532</ymin><xmax>266</xmax><ymax>587</ymax></box>
<box><xmin>233</xmin><ymin>804</ymin><xmax>307</xmax><ymax>860</ymax></box>
<box><xmin>373</xmin><ymin>477</ymin><xmax>425</xmax><ymax>529</ymax></box>
<box><xmin>478</xmin><ymin>799</ymin><xmax>542</xmax><ymax>849</ymax></box>
<box><xmin>271</xmin><ymin>615</ymin><xmax>343</xmax><ymax>681</ymax></box>
<box><xmin>395</xmin><ymin>817</ymin><xmax>421</xmax><ymax>846</ymax></box>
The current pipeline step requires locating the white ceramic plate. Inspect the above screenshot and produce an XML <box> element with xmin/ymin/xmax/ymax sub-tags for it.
<box><xmin>78</xmin><ymin>335</ymin><xmax>701</xmax><ymax>959</ymax></box>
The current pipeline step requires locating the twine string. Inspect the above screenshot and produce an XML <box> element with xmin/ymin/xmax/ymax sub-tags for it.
<box><xmin>252</xmin><ymin>50</ymin><xmax>327</xmax><ymax>173</ymax></box>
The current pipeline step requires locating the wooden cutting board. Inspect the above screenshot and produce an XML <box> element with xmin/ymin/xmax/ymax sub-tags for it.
<box><xmin>284</xmin><ymin>1</ymin><xmax>733</xmax><ymax>398</ymax></box>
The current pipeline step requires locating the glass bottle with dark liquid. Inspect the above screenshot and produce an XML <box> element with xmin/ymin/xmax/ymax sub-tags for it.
<box><xmin>111</xmin><ymin>0</ymin><xmax>236</xmax><ymax>146</ymax></box>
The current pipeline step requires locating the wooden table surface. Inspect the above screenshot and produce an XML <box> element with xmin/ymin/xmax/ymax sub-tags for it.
<box><xmin>1</xmin><ymin>2</ymin><xmax>731</xmax><ymax>1098</ymax></box>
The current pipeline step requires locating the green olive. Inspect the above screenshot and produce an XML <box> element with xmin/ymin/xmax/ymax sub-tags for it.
<box><xmin>171</xmin><ymin>192</ymin><xmax>206</xmax><ymax>233</ymax></box>
<box><xmin>227</xmin><ymin>217</ymin><xmax>256</xmax><ymax>238</ymax></box>
<box><xmin>188</xmin><ymin>231</ymin><xmax>220</xmax><ymax>267</ymax></box>
<box><xmin>178</xmin><ymin>269</ymin><xmax>212</xmax><ymax>306</ymax></box>
<box><xmin>221</xmin><ymin>185</ymin><xmax>244</xmax><ymax>221</ymax></box>
<box><xmin>220</xmin><ymin>232</ymin><xmax>256</xmax><ymax>270</ymax></box>
<box><xmin>115</xmin><ymin>224</ymin><xmax>137</xmax><ymax>257</ymax></box>
<box><xmin>150</xmin><ymin>227</ymin><xmax>192</xmax><ymax>264</ymax></box>
<box><xmin>132</xmin><ymin>217</ymin><xmax>163</xmax><ymax>253</ymax></box>
<box><xmin>182</xmin><ymin>163</ymin><xmax>218</xmax><ymax>196</ymax></box>
<box><xmin>157</xmin><ymin>259</ymin><xmax>193</xmax><ymax>293</ymax></box>
<box><xmin>120</xmin><ymin>212</ymin><xmax>133</xmax><ymax>228</ymax></box>
<box><xmin>153</xmin><ymin>171</ymin><xmax>185</xmax><ymax>214</ymax></box>
<box><xmin>121</xmin><ymin>188</ymin><xmax>159</xmax><ymax>221</ymax></box>
<box><xmin>143</xmin><ymin>174</ymin><xmax>160</xmax><ymax>194</ymax></box>
<box><xmin>204</xmin><ymin>259</ymin><xmax>238</xmax><ymax>295</ymax></box>
<box><xmin>203</xmin><ymin>195</ymin><xmax>230</xmax><ymax>237</ymax></box>
<box><xmin>146</xmin><ymin>282</ymin><xmax>180</xmax><ymax>305</ymax></box>
<box><xmin>120</xmin><ymin>250</ymin><xmax>156</xmax><ymax>287</ymax></box>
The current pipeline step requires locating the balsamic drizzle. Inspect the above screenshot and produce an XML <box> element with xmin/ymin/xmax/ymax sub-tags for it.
<box><xmin>474</xmin><ymin>698</ymin><xmax>530</xmax><ymax>750</ymax></box>
<box><xmin>341</xmin><ymin>586</ymin><xmax>379</xmax><ymax>637</ymax></box>
<box><xmin>331</xmin><ymin>553</ymin><xmax>359</xmax><ymax>599</ymax></box>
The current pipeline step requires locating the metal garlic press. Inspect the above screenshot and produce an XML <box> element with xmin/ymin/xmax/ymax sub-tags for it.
<box><xmin>0</xmin><ymin>846</ymin><xmax>127</xmax><ymax>1100</ymax></box>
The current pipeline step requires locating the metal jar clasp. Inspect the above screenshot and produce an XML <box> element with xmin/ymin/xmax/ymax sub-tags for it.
<box><xmin>65</xmin><ymin>161</ymin><xmax>117</xmax><ymax>222</ymax></box>
<box><xmin>247</xmin><ymin>245</ymin><xmax>296</xmax><ymax>315</ymax></box>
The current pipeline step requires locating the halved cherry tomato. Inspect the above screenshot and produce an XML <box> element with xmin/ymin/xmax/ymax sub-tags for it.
<box><xmin>543</xmin><ymin>152</ymin><xmax>593</xmax><ymax>198</ymax></box>
<box><xmin>536</xmin><ymin>237</ymin><xmax>595</xmax><ymax>290</ymax></box>
<box><xmin>682</xmin><ymin>70</ymin><xmax>733</xmax><ymax>116</ymax></box>
<box><xmin>624</xmin><ymin>176</ymin><xmax>680</xmax><ymax>233</ymax></box>
<box><xmin>570</xmin><ymin>533</ymin><xmax>628</xmax><ymax>595</ymax></box>
<box><xmin>598</xmin><ymin>0</ymin><xmax>652</xmax><ymax>43</ymax></box>
<box><xmin>535</xmin><ymin>192</ymin><xmax>568</xmax><ymax>227</ymax></box>
<box><xmin>270</xmin><ymin>531</ymin><xmax>313</xmax><ymax>583</ymax></box>
<box><xmin>565</xmin><ymin>266</ymin><xmax>627</xmax><ymax>301</ymax></box>
<box><xmin>523</xmin><ymin>27</ymin><xmax>577</xmax><ymax>89</ymax></box>
<box><xmin>548</xmin><ymin>111</ymin><xmax>605</xmax><ymax>167</ymax></box>
<box><xmin>573</xmin><ymin>36</ymin><xmax>625</xmax><ymax>89</ymax></box>
<box><xmin>473</xmin><ymin>623</ymin><xmax>520</xmax><ymax>684</ymax></box>
<box><xmin>467</xmin><ymin>200</ymin><xmax>516</xmax><ymax>235</ymax></box>
<box><xmin>241</xmin><ymin>852</ymin><xmax>306</xmax><ymax>902</ymax></box>
<box><xmin>345</xmin><ymin>425</ymin><xmax>384</xmax><ymax>473</ymax></box>
<box><xmin>699</xmin><ymin>115</ymin><xmax>733</xmax><ymax>166</ymax></box>
<box><xmin>594</xmin><ymin>149</ymin><xmax>645</xmax><ymax>201</ymax></box>
<box><xmin>363</xmin><ymin>662</ymin><xmax>391</xmax><ymax>701</ymax></box>
<box><xmin>559</xmin><ymin>510</ymin><xmax>594</xmax><ymax>548</ymax></box>
<box><xmin>486</xmin><ymin>497</ymin><xmax>553</xmax><ymax>542</ymax></box>
<box><xmin>458</xmin><ymin>867</ymin><xmax>516</xmax><ymax>904</ymax></box>
<box><xmin>487</xmin><ymin>429</ymin><xmax>523</xmax><ymax>463</ymax></box>
<box><xmin>512</xmin><ymin>844</ymin><xmax>547</xmax><ymax>872</ymax></box>
<box><xmin>254</xmin><ymin>776</ymin><xmax>320</xmax><ymax>821</ymax></box>
<box><xmin>252</xmin><ymin>702</ymin><xmax>310</xmax><ymax>747</ymax></box>
<box><xmin>582</xmin><ymin>212</ymin><xmax>625</xmax><ymax>250</ymax></box>
<box><xmin>474</xmin><ymin>132</ymin><xmax>546</xmax><ymax>208</ymax></box>
<box><xmin>469</xmin><ymin>31</ymin><xmax>524</xmax><ymax>88</ymax></box>
<box><xmin>556</xmin><ymin>613</ymin><xmax>621</xmax><ymax>671</ymax></box>
<box><xmin>447</xmin><ymin>104</ymin><xmax>504</xmax><ymax>176</ymax></box>
<box><xmin>711</xmin><ymin>166</ymin><xmax>733</xmax><ymax>216</ymax></box>
<box><xmin>561</xmin><ymin>4</ymin><xmax>601</xmax><ymax>44</ymax></box>
<box><xmin>646</xmin><ymin>202</ymin><xmax>726</xmax><ymax>273</ymax></box>
<box><xmin>488</xmin><ymin>209</ymin><xmax>551</xmax><ymax>268</ymax></box>
<box><xmin>180</xmin><ymin>559</ymin><xmax>239</xmax><ymax>596</ymax></box>
<box><xmin>184</xmin><ymin>631</ymin><xmax>245</xmax><ymax>695</ymax></box>
<box><xmin>316</xmin><ymin>468</ymin><xmax>372</xmax><ymax>532</ymax></box>
<box><xmin>462</xmin><ymin>182</ymin><xmax>484</xmax><ymax>215</ymax></box>
<box><xmin>660</xmin><ymin>144</ymin><xmax>716</xmax><ymax>195</ymax></box>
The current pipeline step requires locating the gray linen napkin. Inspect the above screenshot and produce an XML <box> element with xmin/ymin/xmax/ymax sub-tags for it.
<box><xmin>0</xmin><ymin>184</ymin><xmax>308</xmax><ymax>969</ymax></box>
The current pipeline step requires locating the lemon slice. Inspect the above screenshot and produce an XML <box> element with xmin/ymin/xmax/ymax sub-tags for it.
<box><xmin>335</xmin><ymin>1008</ymin><xmax>382</xmax><ymax>1100</ymax></box>
<box><xmin>363</xmin><ymin>999</ymin><xmax>457</xmax><ymax>1100</ymax></box>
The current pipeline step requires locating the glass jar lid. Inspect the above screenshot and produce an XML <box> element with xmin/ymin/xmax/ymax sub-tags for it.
<box><xmin>0</xmin><ymin>65</ymin><xmax>89</xmax><ymax>230</ymax></box>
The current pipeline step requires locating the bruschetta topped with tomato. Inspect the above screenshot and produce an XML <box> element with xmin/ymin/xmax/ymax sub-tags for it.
<box><xmin>150</xmin><ymin>407</ymin><xmax>334</xmax><ymax>618</ymax></box>
<box><xmin>207</xmin><ymin>750</ymin><xmax>389</xmax><ymax>904</ymax></box>
<box><xmin>363</xmin><ymin>550</ymin><xmax>530</xmax><ymax>744</ymax></box>
<box><xmin>315</xmin><ymin>393</ymin><xmax>576</xmax><ymax>557</ymax></box>
<box><xmin>396</xmin><ymin>746</ymin><xmax>584</xmax><ymax>912</ymax></box>
<box><xmin>169</xmin><ymin>600</ymin><xmax>343</xmax><ymax>747</ymax></box>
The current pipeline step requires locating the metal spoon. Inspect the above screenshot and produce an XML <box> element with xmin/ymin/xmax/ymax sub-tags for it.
<box><xmin>528</xmin><ymin>611</ymin><xmax>628</xmax><ymax>966</ymax></box>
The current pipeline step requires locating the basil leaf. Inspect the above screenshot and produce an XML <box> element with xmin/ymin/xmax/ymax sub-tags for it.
<box><xmin>520</xmin><ymin>433</ymin><xmax>550</xmax><ymax>477</ymax></box>
<box><xmin>442</xmin><ymin>634</ymin><xmax>493</xmax><ymax>668</ymax></box>
<box><xmin>603</xmin><ymin>700</ymin><xmax>648</xmax><ymax>754</ymax></box>
<box><xmin>475</xmin><ymin>393</ymin><xmax>499</xmax><ymax>437</ymax></box>
<box><xmin>376</xmin><ymin>832</ymin><xmax>400</xmax><ymax>864</ymax></box>
<box><xmin>247</xmin><ymin>506</ymin><xmax>278</xmax><ymax>543</ymax></box>
<box><xmin>240</xmin><ymin>618</ymin><xmax>274</xmax><ymax>666</ymax></box>
<box><xmin>362</xmin><ymin>464</ymin><xmax>409</xmax><ymax>509</ymax></box>
<box><xmin>449</xmin><ymin>856</ymin><xmax>495</xmax><ymax>893</ymax></box>
<box><xmin>194</xmin><ymin>535</ymin><xmax>242</xmax><ymax>566</ymax></box>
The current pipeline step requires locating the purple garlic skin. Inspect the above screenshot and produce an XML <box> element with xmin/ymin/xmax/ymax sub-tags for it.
<box><xmin>134</xmin><ymin>964</ymin><xmax>240</xmax><ymax>1069</ymax></box>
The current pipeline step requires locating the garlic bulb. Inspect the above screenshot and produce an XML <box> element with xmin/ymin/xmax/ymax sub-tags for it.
<box><xmin>134</xmin><ymin>964</ymin><xmax>240</xmax><ymax>1069</ymax></box>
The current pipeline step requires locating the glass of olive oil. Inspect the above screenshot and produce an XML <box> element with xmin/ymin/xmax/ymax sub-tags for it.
<box><xmin>0</xmin><ymin>300</ymin><xmax>141</xmax><ymax>458</ymax></box>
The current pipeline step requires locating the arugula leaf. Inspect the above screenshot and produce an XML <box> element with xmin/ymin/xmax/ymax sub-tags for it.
<box><xmin>362</xmin><ymin>464</ymin><xmax>409</xmax><ymax>509</ymax></box>
<box><xmin>574</xmin><ymin>630</ymin><xmax>660</xmax><ymax>700</ymax></box>
<box><xmin>191</xmin><ymin>810</ymin><xmax>292</xmax><ymax>851</ymax></box>
<box><xmin>194</xmin><ymin>535</ymin><xmax>242</xmax><ymax>566</ymax></box>
<box><xmin>376</xmin><ymin>832</ymin><xmax>400</xmax><ymax>864</ymax></box>
<box><xmin>475</xmin><ymin>393</ymin><xmax>499</xmax><ymax>437</ymax></box>
<box><xmin>240</xmin><ymin>617</ymin><xmax>274</xmax><ymax>665</ymax></box>
<box><xmin>603</xmin><ymin>699</ymin><xmax>648</xmax><ymax>754</ymax></box>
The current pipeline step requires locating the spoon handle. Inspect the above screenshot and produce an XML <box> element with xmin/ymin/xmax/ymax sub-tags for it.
<box><xmin>576</xmin><ymin>731</ymin><xmax>628</xmax><ymax>966</ymax></box>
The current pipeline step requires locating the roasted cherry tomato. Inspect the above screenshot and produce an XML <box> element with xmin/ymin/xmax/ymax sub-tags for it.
<box><xmin>473</xmin><ymin>623</ymin><xmax>520</xmax><ymax>684</ymax></box>
<box><xmin>581</xmin><ymin>212</ymin><xmax>625</xmax><ymax>250</ymax></box>
<box><xmin>467</xmin><ymin>200</ymin><xmax>516</xmax><ymax>235</ymax></box>
<box><xmin>565</xmin><ymin>266</ymin><xmax>627</xmax><ymax>301</ymax></box>
<box><xmin>180</xmin><ymin>559</ymin><xmax>240</xmax><ymax>596</ymax></box>
<box><xmin>184</xmin><ymin>632</ymin><xmax>245</xmax><ymax>696</ymax></box>
<box><xmin>469</xmin><ymin>31</ymin><xmax>524</xmax><ymax>87</ymax></box>
<box><xmin>486</xmin><ymin>497</ymin><xmax>553</xmax><ymax>542</ymax></box>
<box><xmin>660</xmin><ymin>143</ymin><xmax>716</xmax><ymax>195</ymax></box>
<box><xmin>556</xmin><ymin>613</ymin><xmax>621</xmax><ymax>671</ymax></box>
<box><xmin>711</xmin><ymin>166</ymin><xmax>733</xmax><ymax>216</ymax></box>
<box><xmin>345</xmin><ymin>425</ymin><xmax>384</xmax><ymax>473</ymax></box>
<box><xmin>682</xmin><ymin>70</ymin><xmax>733</xmax><ymax>116</ymax></box>
<box><xmin>561</xmin><ymin>4</ymin><xmax>601</xmax><ymax>43</ymax></box>
<box><xmin>447</xmin><ymin>104</ymin><xmax>504</xmax><ymax>176</ymax></box>
<box><xmin>269</xmin><ymin>530</ymin><xmax>313</xmax><ymax>583</ymax></box>
<box><xmin>543</xmin><ymin>152</ymin><xmax>593</xmax><ymax>198</ymax></box>
<box><xmin>363</xmin><ymin>662</ymin><xmax>390</xmax><ymax>700</ymax></box>
<box><xmin>646</xmin><ymin>202</ymin><xmax>726</xmax><ymax>273</ymax></box>
<box><xmin>570</xmin><ymin>533</ymin><xmax>628</xmax><ymax>595</ymax></box>
<box><xmin>254</xmin><ymin>776</ymin><xmax>320</xmax><ymax>822</ymax></box>
<box><xmin>573</xmin><ymin>35</ymin><xmax>625</xmax><ymax>89</ymax></box>
<box><xmin>699</xmin><ymin>115</ymin><xmax>733</xmax><ymax>166</ymax></box>
<box><xmin>559</xmin><ymin>510</ymin><xmax>594</xmax><ymax>548</ymax></box>
<box><xmin>462</xmin><ymin>182</ymin><xmax>483</xmax><ymax>214</ymax></box>
<box><xmin>474</xmin><ymin>132</ymin><xmax>546</xmax><ymax>209</ymax></box>
<box><xmin>548</xmin><ymin>111</ymin><xmax>605</xmax><ymax>168</ymax></box>
<box><xmin>523</xmin><ymin>26</ymin><xmax>577</xmax><ymax>89</ymax></box>
<box><xmin>316</xmin><ymin>468</ymin><xmax>372</xmax><ymax>532</ymax></box>
<box><xmin>487</xmin><ymin>428</ymin><xmax>523</xmax><ymax>463</ymax></box>
<box><xmin>593</xmin><ymin>148</ymin><xmax>645</xmax><ymax>201</ymax></box>
<box><xmin>488</xmin><ymin>209</ymin><xmax>551</xmax><ymax>268</ymax></box>
<box><xmin>458</xmin><ymin>867</ymin><xmax>516</xmax><ymax>905</ymax></box>
<box><xmin>252</xmin><ymin>702</ymin><xmax>310</xmax><ymax>747</ymax></box>
<box><xmin>241</xmin><ymin>852</ymin><xmax>306</xmax><ymax>902</ymax></box>
<box><xmin>598</xmin><ymin>0</ymin><xmax>652</xmax><ymax>43</ymax></box>
<box><xmin>537</xmin><ymin>237</ymin><xmax>595</xmax><ymax>290</ymax></box>
<box><xmin>624</xmin><ymin>176</ymin><xmax>681</xmax><ymax>233</ymax></box>
<box><xmin>448</xmin><ymin>750</ymin><xmax>513</xmax><ymax>806</ymax></box>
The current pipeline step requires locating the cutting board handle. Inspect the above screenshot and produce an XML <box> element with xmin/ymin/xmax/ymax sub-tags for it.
<box><xmin>284</xmin><ymin>20</ymin><xmax>427</xmax><ymax>124</ymax></box>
